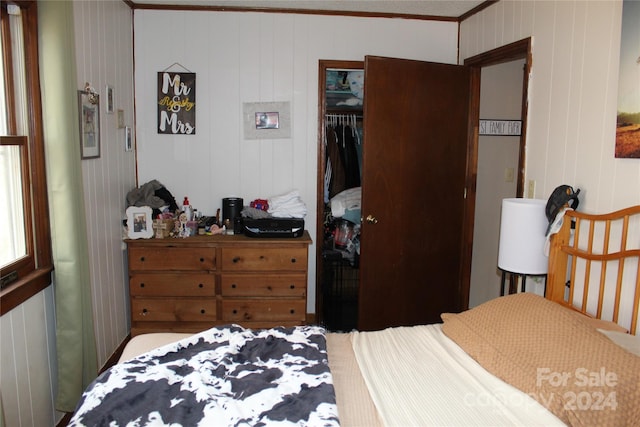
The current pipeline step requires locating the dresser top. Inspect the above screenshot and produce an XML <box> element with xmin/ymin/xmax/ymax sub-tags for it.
<box><xmin>125</xmin><ymin>230</ymin><xmax>312</xmax><ymax>246</ymax></box>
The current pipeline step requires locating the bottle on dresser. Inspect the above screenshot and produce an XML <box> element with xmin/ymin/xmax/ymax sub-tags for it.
<box><xmin>182</xmin><ymin>196</ymin><xmax>192</xmax><ymax>221</ymax></box>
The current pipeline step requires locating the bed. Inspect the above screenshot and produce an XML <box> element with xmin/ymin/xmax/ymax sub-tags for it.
<box><xmin>69</xmin><ymin>206</ymin><xmax>640</xmax><ymax>426</ymax></box>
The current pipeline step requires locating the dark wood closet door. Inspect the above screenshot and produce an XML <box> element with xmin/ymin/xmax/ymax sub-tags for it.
<box><xmin>358</xmin><ymin>56</ymin><xmax>472</xmax><ymax>331</ymax></box>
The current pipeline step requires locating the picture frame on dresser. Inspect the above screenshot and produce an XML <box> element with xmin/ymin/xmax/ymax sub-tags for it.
<box><xmin>126</xmin><ymin>206</ymin><xmax>154</xmax><ymax>239</ymax></box>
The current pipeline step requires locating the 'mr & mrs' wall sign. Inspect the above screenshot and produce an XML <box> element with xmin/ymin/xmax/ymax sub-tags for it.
<box><xmin>157</xmin><ymin>71</ymin><xmax>196</xmax><ymax>134</ymax></box>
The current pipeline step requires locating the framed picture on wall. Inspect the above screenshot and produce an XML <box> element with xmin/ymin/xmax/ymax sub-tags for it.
<box><xmin>106</xmin><ymin>84</ymin><xmax>115</xmax><ymax>114</ymax></box>
<box><xmin>255</xmin><ymin>112</ymin><xmax>280</xmax><ymax>129</ymax></box>
<box><xmin>479</xmin><ymin>119</ymin><xmax>522</xmax><ymax>136</ymax></box>
<box><xmin>125</xmin><ymin>126</ymin><xmax>133</xmax><ymax>151</ymax></box>
<box><xmin>243</xmin><ymin>101</ymin><xmax>291</xmax><ymax>139</ymax></box>
<box><xmin>78</xmin><ymin>90</ymin><xmax>100</xmax><ymax>159</ymax></box>
<box><xmin>615</xmin><ymin>0</ymin><xmax>640</xmax><ymax>158</ymax></box>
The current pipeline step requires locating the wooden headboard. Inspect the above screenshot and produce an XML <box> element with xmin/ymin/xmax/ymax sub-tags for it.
<box><xmin>547</xmin><ymin>205</ymin><xmax>640</xmax><ymax>335</ymax></box>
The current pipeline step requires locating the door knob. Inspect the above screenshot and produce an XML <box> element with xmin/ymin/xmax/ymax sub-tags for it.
<box><xmin>365</xmin><ymin>215</ymin><xmax>378</xmax><ymax>224</ymax></box>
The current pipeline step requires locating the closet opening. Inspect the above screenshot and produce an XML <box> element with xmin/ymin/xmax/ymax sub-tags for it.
<box><xmin>316</xmin><ymin>61</ymin><xmax>364</xmax><ymax>331</ymax></box>
<box><xmin>316</xmin><ymin>56</ymin><xmax>476</xmax><ymax>331</ymax></box>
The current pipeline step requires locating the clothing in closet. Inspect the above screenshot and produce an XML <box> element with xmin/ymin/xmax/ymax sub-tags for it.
<box><xmin>325</xmin><ymin>115</ymin><xmax>362</xmax><ymax>201</ymax></box>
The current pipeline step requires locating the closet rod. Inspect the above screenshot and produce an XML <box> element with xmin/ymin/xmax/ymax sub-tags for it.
<box><xmin>325</xmin><ymin>113</ymin><xmax>363</xmax><ymax>129</ymax></box>
<box><xmin>325</xmin><ymin>113</ymin><xmax>363</xmax><ymax>118</ymax></box>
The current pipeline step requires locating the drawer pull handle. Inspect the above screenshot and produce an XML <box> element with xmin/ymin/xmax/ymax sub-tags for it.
<box><xmin>260</xmin><ymin>255</ymin><xmax>265</xmax><ymax>259</ymax></box>
<box><xmin>142</xmin><ymin>308</ymin><xmax>148</xmax><ymax>315</ymax></box>
<box><xmin>140</xmin><ymin>283</ymin><xmax>145</xmax><ymax>288</ymax></box>
<box><xmin>267</xmin><ymin>286</ymin><xmax>272</xmax><ymax>291</ymax></box>
<box><xmin>198</xmin><ymin>283</ymin><xmax>204</xmax><ymax>288</ymax></box>
<box><xmin>291</xmin><ymin>258</ymin><xmax>296</xmax><ymax>263</ymax></box>
<box><xmin>290</xmin><ymin>309</ymin><xmax>295</xmax><ymax>314</ymax></box>
<box><xmin>233</xmin><ymin>309</ymin><xmax>238</xmax><ymax>314</ymax></box>
<box><xmin>200</xmin><ymin>309</ymin><xmax>206</xmax><ymax>314</ymax></box>
<box><xmin>233</xmin><ymin>257</ymin><xmax>240</xmax><ymax>263</ymax></box>
<box><xmin>290</xmin><ymin>284</ymin><xmax>295</xmax><ymax>289</ymax></box>
<box><xmin>140</xmin><ymin>256</ymin><xmax>145</xmax><ymax>262</ymax></box>
<box><xmin>231</xmin><ymin>284</ymin><xmax>237</xmax><ymax>288</ymax></box>
<box><xmin>199</xmin><ymin>257</ymin><xmax>205</xmax><ymax>262</ymax></box>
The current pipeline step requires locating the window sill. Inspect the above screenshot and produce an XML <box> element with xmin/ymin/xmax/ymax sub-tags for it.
<box><xmin>0</xmin><ymin>266</ymin><xmax>53</xmax><ymax>315</ymax></box>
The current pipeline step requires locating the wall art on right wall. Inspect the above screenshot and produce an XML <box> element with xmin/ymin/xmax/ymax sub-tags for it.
<box><xmin>615</xmin><ymin>0</ymin><xmax>640</xmax><ymax>158</ymax></box>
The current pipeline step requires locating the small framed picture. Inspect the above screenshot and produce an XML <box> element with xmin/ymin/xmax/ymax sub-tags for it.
<box><xmin>255</xmin><ymin>112</ymin><xmax>280</xmax><ymax>129</ymax></box>
<box><xmin>117</xmin><ymin>109</ymin><xmax>125</xmax><ymax>128</ymax></box>
<box><xmin>125</xmin><ymin>126</ymin><xmax>133</xmax><ymax>151</ymax></box>
<box><xmin>126</xmin><ymin>206</ymin><xmax>154</xmax><ymax>239</ymax></box>
<box><xmin>78</xmin><ymin>90</ymin><xmax>100</xmax><ymax>159</ymax></box>
<box><xmin>106</xmin><ymin>84</ymin><xmax>114</xmax><ymax>114</ymax></box>
<box><xmin>243</xmin><ymin>101</ymin><xmax>291</xmax><ymax>139</ymax></box>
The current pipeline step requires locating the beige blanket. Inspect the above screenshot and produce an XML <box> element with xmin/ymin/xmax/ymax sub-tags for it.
<box><xmin>326</xmin><ymin>333</ymin><xmax>383</xmax><ymax>427</ymax></box>
<box><xmin>442</xmin><ymin>293</ymin><xmax>640</xmax><ymax>427</ymax></box>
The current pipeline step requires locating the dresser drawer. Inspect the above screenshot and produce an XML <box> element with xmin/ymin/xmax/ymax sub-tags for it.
<box><xmin>130</xmin><ymin>273</ymin><xmax>215</xmax><ymax>296</ymax></box>
<box><xmin>131</xmin><ymin>298</ymin><xmax>217</xmax><ymax>322</ymax></box>
<box><xmin>126</xmin><ymin>232</ymin><xmax>311</xmax><ymax>334</ymax></box>
<box><xmin>221</xmin><ymin>299</ymin><xmax>306</xmax><ymax>323</ymax></box>
<box><xmin>220</xmin><ymin>274</ymin><xmax>306</xmax><ymax>297</ymax></box>
<box><xmin>221</xmin><ymin>247</ymin><xmax>307</xmax><ymax>271</ymax></box>
<box><xmin>129</xmin><ymin>246</ymin><xmax>215</xmax><ymax>271</ymax></box>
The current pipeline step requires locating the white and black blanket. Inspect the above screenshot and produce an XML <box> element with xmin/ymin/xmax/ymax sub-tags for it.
<box><xmin>69</xmin><ymin>325</ymin><xmax>340</xmax><ymax>427</ymax></box>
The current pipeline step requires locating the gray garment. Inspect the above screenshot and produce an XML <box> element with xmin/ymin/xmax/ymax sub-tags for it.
<box><xmin>126</xmin><ymin>180</ymin><xmax>167</xmax><ymax>208</ymax></box>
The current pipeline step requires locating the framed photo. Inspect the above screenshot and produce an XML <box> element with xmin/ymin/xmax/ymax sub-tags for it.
<box><xmin>255</xmin><ymin>112</ymin><xmax>279</xmax><ymax>129</ymax></box>
<box><xmin>78</xmin><ymin>90</ymin><xmax>100</xmax><ymax>159</ymax></box>
<box><xmin>243</xmin><ymin>101</ymin><xmax>291</xmax><ymax>139</ymax></box>
<box><xmin>117</xmin><ymin>109</ymin><xmax>125</xmax><ymax>128</ymax></box>
<box><xmin>126</xmin><ymin>206</ymin><xmax>154</xmax><ymax>239</ymax></box>
<box><xmin>106</xmin><ymin>84</ymin><xmax>114</xmax><ymax>114</ymax></box>
<box><xmin>125</xmin><ymin>126</ymin><xmax>133</xmax><ymax>151</ymax></box>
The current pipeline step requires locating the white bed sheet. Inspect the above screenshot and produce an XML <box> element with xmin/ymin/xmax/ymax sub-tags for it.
<box><xmin>118</xmin><ymin>333</ymin><xmax>193</xmax><ymax>363</ymax></box>
<box><xmin>352</xmin><ymin>324</ymin><xmax>566</xmax><ymax>427</ymax></box>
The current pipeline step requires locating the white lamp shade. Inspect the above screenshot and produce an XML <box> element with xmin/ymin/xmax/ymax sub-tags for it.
<box><xmin>497</xmin><ymin>198</ymin><xmax>549</xmax><ymax>275</ymax></box>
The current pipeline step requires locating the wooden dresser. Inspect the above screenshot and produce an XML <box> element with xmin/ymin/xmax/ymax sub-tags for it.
<box><xmin>126</xmin><ymin>232</ymin><xmax>312</xmax><ymax>336</ymax></box>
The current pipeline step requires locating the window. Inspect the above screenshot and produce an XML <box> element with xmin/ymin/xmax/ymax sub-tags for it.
<box><xmin>0</xmin><ymin>0</ymin><xmax>52</xmax><ymax>314</ymax></box>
